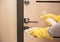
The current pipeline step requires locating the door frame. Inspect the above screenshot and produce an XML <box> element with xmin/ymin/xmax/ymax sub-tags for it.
<box><xmin>17</xmin><ymin>0</ymin><xmax>23</xmax><ymax>42</ymax></box>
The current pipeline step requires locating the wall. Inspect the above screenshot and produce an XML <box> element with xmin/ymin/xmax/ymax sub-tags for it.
<box><xmin>24</xmin><ymin>0</ymin><xmax>60</xmax><ymax>27</ymax></box>
<box><xmin>0</xmin><ymin>0</ymin><xmax>17</xmax><ymax>42</ymax></box>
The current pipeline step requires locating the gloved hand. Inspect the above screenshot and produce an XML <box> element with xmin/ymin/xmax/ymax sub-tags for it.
<box><xmin>29</xmin><ymin>27</ymin><xmax>53</xmax><ymax>39</ymax></box>
<box><xmin>29</xmin><ymin>14</ymin><xmax>60</xmax><ymax>39</ymax></box>
<box><xmin>40</xmin><ymin>14</ymin><xmax>60</xmax><ymax>26</ymax></box>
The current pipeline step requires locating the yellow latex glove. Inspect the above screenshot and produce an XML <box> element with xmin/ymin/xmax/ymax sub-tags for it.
<box><xmin>40</xmin><ymin>14</ymin><xmax>60</xmax><ymax>26</ymax></box>
<box><xmin>29</xmin><ymin>27</ymin><xmax>53</xmax><ymax>39</ymax></box>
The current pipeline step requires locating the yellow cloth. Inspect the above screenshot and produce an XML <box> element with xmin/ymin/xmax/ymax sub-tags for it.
<box><xmin>29</xmin><ymin>27</ymin><xmax>53</xmax><ymax>39</ymax></box>
<box><xmin>40</xmin><ymin>14</ymin><xmax>60</xmax><ymax>26</ymax></box>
